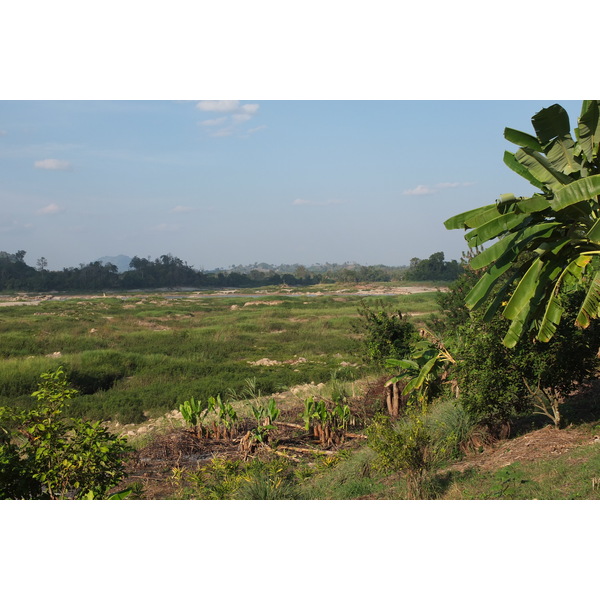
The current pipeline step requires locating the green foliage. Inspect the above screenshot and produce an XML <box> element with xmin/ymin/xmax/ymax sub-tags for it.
<box><xmin>298</xmin><ymin>446</ymin><xmax>381</xmax><ymax>499</ymax></box>
<box><xmin>354</xmin><ymin>300</ymin><xmax>417</xmax><ymax>366</ymax></box>
<box><xmin>0</xmin><ymin>367</ymin><xmax>129</xmax><ymax>499</ymax></box>
<box><xmin>0</xmin><ymin>292</ymin><xmax>436</xmax><ymax>422</ymax></box>
<box><xmin>404</xmin><ymin>252</ymin><xmax>462</xmax><ymax>282</ymax></box>
<box><xmin>179</xmin><ymin>394</ymin><xmax>238</xmax><ymax>440</ymax></box>
<box><xmin>386</xmin><ymin>331</ymin><xmax>455</xmax><ymax>405</ymax></box>
<box><xmin>454</xmin><ymin>315</ymin><xmax>533</xmax><ymax>427</ymax></box>
<box><xmin>454</xmin><ymin>289</ymin><xmax>600</xmax><ymax>428</ymax></box>
<box><xmin>367</xmin><ymin>411</ymin><xmax>445</xmax><ymax>499</ymax></box>
<box><xmin>248</xmin><ymin>397</ymin><xmax>280</xmax><ymax>445</ymax></box>
<box><xmin>422</xmin><ymin>399</ymin><xmax>481</xmax><ymax>460</ymax></box>
<box><xmin>175</xmin><ymin>456</ymin><xmax>299</xmax><ymax>500</ymax></box>
<box><xmin>433</xmin><ymin>254</ymin><xmax>482</xmax><ymax>334</ymax></box>
<box><xmin>445</xmin><ymin>100</ymin><xmax>600</xmax><ymax>346</ymax></box>
<box><xmin>301</xmin><ymin>395</ymin><xmax>354</xmax><ymax>446</ymax></box>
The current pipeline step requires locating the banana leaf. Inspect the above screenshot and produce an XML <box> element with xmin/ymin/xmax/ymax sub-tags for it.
<box><xmin>550</xmin><ymin>174</ymin><xmax>600</xmax><ymax>211</ymax></box>
<box><xmin>531</xmin><ymin>103</ymin><xmax>571</xmax><ymax>145</ymax></box>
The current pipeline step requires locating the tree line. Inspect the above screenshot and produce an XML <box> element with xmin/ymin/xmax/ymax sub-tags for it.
<box><xmin>0</xmin><ymin>251</ymin><xmax>461</xmax><ymax>292</ymax></box>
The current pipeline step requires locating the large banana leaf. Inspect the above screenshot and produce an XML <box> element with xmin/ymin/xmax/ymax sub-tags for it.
<box><xmin>503</xmin><ymin>151</ymin><xmax>546</xmax><ymax>190</ymax></box>
<box><xmin>515</xmin><ymin>148</ymin><xmax>573</xmax><ymax>191</ymax></box>
<box><xmin>577</xmin><ymin>101</ymin><xmax>600</xmax><ymax>163</ymax></box>
<box><xmin>550</xmin><ymin>175</ymin><xmax>600</xmax><ymax>211</ymax></box>
<box><xmin>545</xmin><ymin>135</ymin><xmax>580</xmax><ymax>175</ymax></box>
<box><xmin>464</xmin><ymin>211</ymin><xmax>530</xmax><ymax>247</ymax></box>
<box><xmin>504</xmin><ymin>127</ymin><xmax>543</xmax><ymax>152</ymax></box>
<box><xmin>576</xmin><ymin>270</ymin><xmax>600</xmax><ymax>328</ymax></box>
<box><xmin>531</xmin><ymin>103</ymin><xmax>571</xmax><ymax>145</ymax></box>
<box><xmin>503</xmin><ymin>305</ymin><xmax>529</xmax><ymax>348</ymax></box>
<box><xmin>502</xmin><ymin>257</ymin><xmax>545</xmax><ymax>320</ymax></box>
<box><xmin>443</xmin><ymin>203</ymin><xmax>500</xmax><ymax>230</ymax></box>
<box><xmin>470</xmin><ymin>221</ymin><xmax>556</xmax><ymax>271</ymax></box>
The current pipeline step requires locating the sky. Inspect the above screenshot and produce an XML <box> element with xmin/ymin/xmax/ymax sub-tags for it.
<box><xmin>0</xmin><ymin>99</ymin><xmax>586</xmax><ymax>271</ymax></box>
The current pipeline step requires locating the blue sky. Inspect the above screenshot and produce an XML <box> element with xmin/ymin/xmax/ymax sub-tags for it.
<box><xmin>0</xmin><ymin>99</ymin><xmax>585</xmax><ymax>270</ymax></box>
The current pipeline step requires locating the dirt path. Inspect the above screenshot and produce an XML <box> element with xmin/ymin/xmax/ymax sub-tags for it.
<box><xmin>446</xmin><ymin>425</ymin><xmax>600</xmax><ymax>474</ymax></box>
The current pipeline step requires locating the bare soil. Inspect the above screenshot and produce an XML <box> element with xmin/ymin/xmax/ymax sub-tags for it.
<box><xmin>447</xmin><ymin>426</ymin><xmax>599</xmax><ymax>474</ymax></box>
<box><xmin>0</xmin><ymin>284</ymin><xmax>445</xmax><ymax>307</ymax></box>
<box><xmin>114</xmin><ymin>374</ymin><xmax>600</xmax><ymax>499</ymax></box>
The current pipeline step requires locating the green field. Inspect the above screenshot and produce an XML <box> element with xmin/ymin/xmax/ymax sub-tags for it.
<box><xmin>0</xmin><ymin>290</ymin><xmax>439</xmax><ymax>423</ymax></box>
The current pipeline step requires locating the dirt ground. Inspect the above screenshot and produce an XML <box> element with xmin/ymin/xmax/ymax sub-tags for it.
<box><xmin>115</xmin><ymin>375</ymin><xmax>600</xmax><ymax>499</ymax></box>
<box><xmin>0</xmin><ymin>284</ymin><xmax>446</xmax><ymax>307</ymax></box>
<box><xmin>447</xmin><ymin>425</ymin><xmax>600</xmax><ymax>474</ymax></box>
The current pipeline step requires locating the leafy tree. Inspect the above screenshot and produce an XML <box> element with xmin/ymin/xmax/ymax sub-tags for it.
<box><xmin>404</xmin><ymin>252</ymin><xmax>462</xmax><ymax>281</ymax></box>
<box><xmin>0</xmin><ymin>367</ymin><xmax>130</xmax><ymax>499</ymax></box>
<box><xmin>445</xmin><ymin>100</ymin><xmax>600</xmax><ymax>347</ymax></box>
<box><xmin>354</xmin><ymin>300</ymin><xmax>417</xmax><ymax>366</ymax></box>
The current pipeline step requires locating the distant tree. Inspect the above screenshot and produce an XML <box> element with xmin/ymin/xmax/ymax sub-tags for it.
<box><xmin>404</xmin><ymin>252</ymin><xmax>462</xmax><ymax>281</ymax></box>
<box><xmin>36</xmin><ymin>257</ymin><xmax>48</xmax><ymax>272</ymax></box>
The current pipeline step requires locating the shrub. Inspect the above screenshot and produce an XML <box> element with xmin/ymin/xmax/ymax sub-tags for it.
<box><xmin>455</xmin><ymin>289</ymin><xmax>600</xmax><ymax>430</ymax></box>
<box><xmin>367</xmin><ymin>411</ymin><xmax>445</xmax><ymax>499</ymax></box>
<box><xmin>354</xmin><ymin>300</ymin><xmax>417</xmax><ymax>366</ymax></box>
<box><xmin>0</xmin><ymin>367</ymin><xmax>130</xmax><ymax>499</ymax></box>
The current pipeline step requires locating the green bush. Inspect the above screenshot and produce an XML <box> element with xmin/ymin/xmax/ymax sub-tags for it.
<box><xmin>454</xmin><ymin>290</ymin><xmax>600</xmax><ymax>429</ymax></box>
<box><xmin>367</xmin><ymin>409</ymin><xmax>451</xmax><ymax>499</ymax></box>
<box><xmin>354</xmin><ymin>300</ymin><xmax>417</xmax><ymax>366</ymax></box>
<box><xmin>0</xmin><ymin>367</ymin><xmax>130</xmax><ymax>499</ymax></box>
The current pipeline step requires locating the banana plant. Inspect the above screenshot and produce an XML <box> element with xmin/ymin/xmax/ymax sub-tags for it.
<box><xmin>300</xmin><ymin>396</ymin><xmax>354</xmax><ymax>446</ymax></box>
<box><xmin>386</xmin><ymin>330</ymin><xmax>456</xmax><ymax>406</ymax></box>
<box><xmin>249</xmin><ymin>397</ymin><xmax>280</xmax><ymax>445</ymax></box>
<box><xmin>179</xmin><ymin>397</ymin><xmax>209</xmax><ymax>438</ymax></box>
<box><xmin>209</xmin><ymin>395</ymin><xmax>238</xmax><ymax>441</ymax></box>
<box><xmin>445</xmin><ymin>101</ymin><xmax>600</xmax><ymax>347</ymax></box>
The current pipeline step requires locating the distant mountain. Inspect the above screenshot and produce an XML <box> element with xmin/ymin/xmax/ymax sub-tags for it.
<box><xmin>97</xmin><ymin>255</ymin><xmax>132</xmax><ymax>273</ymax></box>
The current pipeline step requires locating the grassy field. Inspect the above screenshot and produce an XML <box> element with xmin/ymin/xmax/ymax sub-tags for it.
<box><xmin>0</xmin><ymin>289</ymin><xmax>440</xmax><ymax>423</ymax></box>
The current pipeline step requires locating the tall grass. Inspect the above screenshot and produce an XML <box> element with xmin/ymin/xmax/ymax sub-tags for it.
<box><xmin>0</xmin><ymin>292</ymin><xmax>439</xmax><ymax>422</ymax></box>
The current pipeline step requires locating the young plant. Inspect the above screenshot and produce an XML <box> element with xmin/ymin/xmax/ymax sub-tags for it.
<box><xmin>208</xmin><ymin>395</ymin><xmax>238</xmax><ymax>441</ymax></box>
<box><xmin>241</xmin><ymin>397</ymin><xmax>281</xmax><ymax>455</ymax></box>
<box><xmin>301</xmin><ymin>395</ymin><xmax>354</xmax><ymax>446</ymax></box>
<box><xmin>1</xmin><ymin>367</ymin><xmax>130</xmax><ymax>500</ymax></box>
<box><xmin>367</xmin><ymin>410</ymin><xmax>444</xmax><ymax>499</ymax></box>
<box><xmin>179</xmin><ymin>396</ymin><xmax>209</xmax><ymax>438</ymax></box>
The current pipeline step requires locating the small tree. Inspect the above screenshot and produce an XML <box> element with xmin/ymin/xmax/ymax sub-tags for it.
<box><xmin>354</xmin><ymin>300</ymin><xmax>417</xmax><ymax>416</ymax></box>
<box><xmin>0</xmin><ymin>367</ymin><xmax>130</xmax><ymax>500</ymax></box>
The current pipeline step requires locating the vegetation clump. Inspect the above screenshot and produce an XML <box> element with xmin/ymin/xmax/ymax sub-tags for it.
<box><xmin>0</xmin><ymin>367</ymin><xmax>130</xmax><ymax>499</ymax></box>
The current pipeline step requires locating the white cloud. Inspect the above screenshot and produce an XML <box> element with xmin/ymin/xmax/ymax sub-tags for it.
<box><xmin>196</xmin><ymin>100</ymin><xmax>241</xmax><ymax>113</ymax></box>
<box><xmin>197</xmin><ymin>100</ymin><xmax>261</xmax><ymax>137</ymax></box>
<box><xmin>36</xmin><ymin>203</ymin><xmax>64</xmax><ymax>215</ymax></box>
<box><xmin>403</xmin><ymin>185</ymin><xmax>435</xmax><ymax>196</ymax></box>
<box><xmin>0</xmin><ymin>219</ymin><xmax>33</xmax><ymax>233</ymax></box>
<box><xmin>240</xmin><ymin>103</ymin><xmax>259</xmax><ymax>115</ymax></box>
<box><xmin>200</xmin><ymin>117</ymin><xmax>228</xmax><ymax>127</ymax></box>
<box><xmin>212</xmin><ymin>128</ymin><xmax>235</xmax><ymax>138</ymax></box>
<box><xmin>246</xmin><ymin>125</ymin><xmax>267</xmax><ymax>135</ymax></box>
<box><xmin>34</xmin><ymin>158</ymin><xmax>72</xmax><ymax>171</ymax></box>
<box><xmin>232</xmin><ymin>113</ymin><xmax>252</xmax><ymax>124</ymax></box>
<box><xmin>403</xmin><ymin>182</ymin><xmax>475</xmax><ymax>196</ymax></box>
